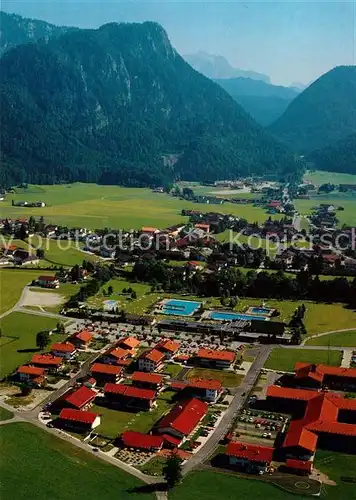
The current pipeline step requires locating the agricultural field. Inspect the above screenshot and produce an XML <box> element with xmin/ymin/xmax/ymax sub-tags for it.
<box><xmin>185</xmin><ymin>368</ymin><xmax>244</xmax><ymax>387</ymax></box>
<box><xmin>295</xmin><ymin>195</ymin><xmax>356</xmax><ymax>227</ymax></box>
<box><xmin>264</xmin><ymin>348</ymin><xmax>342</xmax><ymax>372</ymax></box>
<box><xmin>0</xmin><ymin>423</ymin><xmax>152</xmax><ymax>500</ymax></box>
<box><xmin>305</xmin><ymin>330</ymin><xmax>356</xmax><ymax>347</ymax></box>
<box><xmin>0</xmin><ymin>312</ymin><xmax>61</xmax><ymax>378</ymax></box>
<box><xmin>2</xmin><ymin>183</ymin><xmax>274</xmax><ymax>230</ymax></box>
<box><xmin>304</xmin><ymin>170</ymin><xmax>356</xmax><ymax>186</ymax></box>
<box><xmin>0</xmin><ymin>269</ymin><xmax>44</xmax><ymax>315</ymax></box>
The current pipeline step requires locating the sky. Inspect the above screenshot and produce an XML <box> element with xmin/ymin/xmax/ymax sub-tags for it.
<box><xmin>2</xmin><ymin>0</ymin><xmax>355</xmax><ymax>85</ymax></box>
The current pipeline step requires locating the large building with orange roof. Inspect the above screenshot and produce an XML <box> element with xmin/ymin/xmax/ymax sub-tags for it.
<box><xmin>293</xmin><ymin>363</ymin><xmax>356</xmax><ymax>390</ymax></box>
<box><xmin>196</xmin><ymin>348</ymin><xmax>235</xmax><ymax>369</ymax></box>
<box><xmin>266</xmin><ymin>385</ymin><xmax>356</xmax><ymax>455</ymax></box>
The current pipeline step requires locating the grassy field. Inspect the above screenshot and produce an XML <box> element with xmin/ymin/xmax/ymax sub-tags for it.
<box><xmin>314</xmin><ymin>450</ymin><xmax>356</xmax><ymax>499</ymax></box>
<box><xmin>185</xmin><ymin>368</ymin><xmax>244</xmax><ymax>387</ymax></box>
<box><xmin>2</xmin><ymin>183</ymin><xmax>274</xmax><ymax>230</ymax></box>
<box><xmin>0</xmin><ymin>312</ymin><xmax>61</xmax><ymax>378</ymax></box>
<box><xmin>295</xmin><ymin>195</ymin><xmax>356</xmax><ymax>227</ymax></box>
<box><xmin>170</xmin><ymin>471</ymin><xmax>309</xmax><ymax>500</ymax></box>
<box><xmin>0</xmin><ymin>269</ymin><xmax>46</xmax><ymax>314</ymax></box>
<box><xmin>264</xmin><ymin>348</ymin><xmax>342</xmax><ymax>372</ymax></box>
<box><xmin>0</xmin><ymin>407</ymin><xmax>14</xmax><ymax>421</ymax></box>
<box><xmin>305</xmin><ymin>330</ymin><xmax>356</xmax><ymax>347</ymax></box>
<box><xmin>93</xmin><ymin>391</ymin><xmax>175</xmax><ymax>438</ymax></box>
<box><xmin>304</xmin><ymin>170</ymin><xmax>356</xmax><ymax>186</ymax></box>
<box><xmin>0</xmin><ymin>423</ymin><xmax>153</xmax><ymax>500</ymax></box>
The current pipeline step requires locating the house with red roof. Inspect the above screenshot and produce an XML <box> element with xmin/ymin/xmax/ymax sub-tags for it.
<box><xmin>101</xmin><ymin>347</ymin><xmax>129</xmax><ymax>365</ymax></box>
<box><xmin>195</xmin><ymin>348</ymin><xmax>235</xmax><ymax>369</ymax></box>
<box><xmin>63</xmin><ymin>386</ymin><xmax>97</xmax><ymax>410</ymax></box>
<box><xmin>90</xmin><ymin>363</ymin><xmax>123</xmax><ymax>385</ymax></box>
<box><xmin>58</xmin><ymin>409</ymin><xmax>101</xmax><ymax>433</ymax></box>
<box><xmin>30</xmin><ymin>354</ymin><xmax>63</xmax><ymax>372</ymax></box>
<box><xmin>294</xmin><ymin>363</ymin><xmax>356</xmax><ymax>391</ymax></box>
<box><xmin>37</xmin><ymin>275</ymin><xmax>59</xmax><ymax>289</ymax></box>
<box><xmin>155</xmin><ymin>339</ymin><xmax>180</xmax><ymax>359</ymax></box>
<box><xmin>285</xmin><ymin>458</ymin><xmax>313</xmax><ymax>476</ymax></box>
<box><xmin>266</xmin><ymin>385</ymin><xmax>356</xmax><ymax>455</ymax></box>
<box><xmin>138</xmin><ymin>349</ymin><xmax>165</xmax><ymax>372</ymax></box>
<box><xmin>120</xmin><ymin>431</ymin><xmax>163</xmax><ymax>452</ymax></box>
<box><xmin>225</xmin><ymin>441</ymin><xmax>274</xmax><ymax>474</ymax></box>
<box><xmin>51</xmin><ymin>342</ymin><xmax>77</xmax><ymax>360</ymax></box>
<box><xmin>194</xmin><ymin>223</ymin><xmax>210</xmax><ymax>233</ymax></box>
<box><xmin>104</xmin><ymin>383</ymin><xmax>156</xmax><ymax>411</ymax></box>
<box><xmin>70</xmin><ymin>330</ymin><xmax>93</xmax><ymax>349</ymax></box>
<box><xmin>117</xmin><ymin>336</ymin><xmax>140</xmax><ymax>354</ymax></box>
<box><xmin>17</xmin><ymin>365</ymin><xmax>45</xmax><ymax>386</ymax></box>
<box><xmin>131</xmin><ymin>371</ymin><xmax>164</xmax><ymax>391</ymax></box>
<box><xmin>186</xmin><ymin>378</ymin><xmax>223</xmax><ymax>403</ymax></box>
<box><xmin>156</xmin><ymin>398</ymin><xmax>208</xmax><ymax>444</ymax></box>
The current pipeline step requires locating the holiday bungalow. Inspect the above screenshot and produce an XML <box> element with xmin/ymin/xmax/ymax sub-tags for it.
<box><xmin>101</xmin><ymin>347</ymin><xmax>129</xmax><ymax>365</ymax></box>
<box><xmin>70</xmin><ymin>330</ymin><xmax>93</xmax><ymax>349</ymax></box>
<box><xmin>117</xmin><ymin>336</ymin><xmax>140</xmax><ymax>354</ymax></box>
<box><xmin>138</xmin><ymin>349</ymin><xmax>166</xmax><ymax>372</ymax></box>
<box><xmin>30</xmin><ymin>354</ymin><xmax>63</xmax><ymax>372</ymax></box>
<box><xmin>51</xmin><ymin>342</ymin><xmax>77</xmax><ymax>360</ymax></box>
<box><xmin>156</xmin><ymin>398</ymin><xmax>208</xmax><ymax>445</ymax></box>
<box><xmin>195</xmin><ymin>348</ymin><xmax>235</xmax><ymax>369</ymax></box>
<box><xmin>155</xmin><ymin>339</ymin><xmax>180</xmax><ymax>359</ymax></box>
<box><xmin>131</xmin><ymin>371</ymin><xmax>164</xmax><ymax>391</ymax></box>
<box><xmin>225</xmin><ymin>441</ymin><xmax>274</xmax><ymax>474</ymax></box>
<box><xmin>186</xmin><ymin>378</ymin><xmax>223</xmax><ymax>403</ymax></box>
<box><xmin>17</xmin><ymin>365</ymin><xmax>45</xmax><ymax>386</ymax></box>
<box><xmin>58</xmin><ymin>408</ymin><xmax>101</xmax><ymax>433</ymax></box>
<box><xmin>120</xmin><ymin>431</ymin><xmax>164</xmax><ymax>452</ymax></box>
<box><xmin>90</xmin><ymin>363</ymin><xmax>123</xmax><ymax>385</ymax></box>
<box><xmin>62</xmin><ymin>385</ymin><xmax>97</xmax><ymax>410</ymax></box>
<box><xmin>104</xmin><ymin>383</ymin><xmax>156</xmax><ymax>411</ymax></box>
<box><xmin>37</xmin><ymin>275</ymin><xmax>59</xmax><ymax>288</ymax></box>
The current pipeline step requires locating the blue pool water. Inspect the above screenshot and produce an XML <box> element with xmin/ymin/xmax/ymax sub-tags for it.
<box><xmin>162</xmin><ymin>299</ymin><xmax>201</xmax><ymax>316</ymax></box>
<box><xmin>249</xmin><ymin>307</ymin><xmax>272</xmax><ymax>315</ymax></box>
<box><xmin>210</xmin><ymin>311</ymin><xmax>266</xmax><ymax>322</ymax></box>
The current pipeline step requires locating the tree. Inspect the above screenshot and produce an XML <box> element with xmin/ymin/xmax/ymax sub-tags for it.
<box><xmin>20</xmin><ymin>384</ymin><xmax>32</xmax><ymax>397</ymax></box>
<box><xmin>56</xmin><ymin>322</ymin><xmax>65</xmax><ymax>334</ymax></box>
<box><xmin>36</xmin><ymin>248</ymin><xmax>45</xmax><ymax>259</ymax></box>
<box><xmin>163</xmin><ymin>453</ymin><xmax>183</xmax><ymax>489</ymax></box>
<box><xmin>131</xmin><ymin>291</ymin><xmax>137</xmax><ymax>299</ymax></box>
<box><xmin>108</xmin><ymin>285</ymin><xmax>113</xmax><ymax>295</ymax></box>
<box><xmin>36</xmin><ymin>331</ymin><xmax>50</xmax><ymax>350</ymax></box>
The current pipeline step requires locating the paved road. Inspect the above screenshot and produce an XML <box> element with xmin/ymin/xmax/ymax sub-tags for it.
<box><xmin>182</xmin><ymin>345</ymin><xmax>272</xmax><ymax>475</ymax></box>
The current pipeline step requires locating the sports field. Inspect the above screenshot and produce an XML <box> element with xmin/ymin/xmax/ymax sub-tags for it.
<box><xmin>2</xmin><ymin>183</ymin><xmax>273</xmax><ymax>230</ymax></box>
<box><xmin>0</xmin><ymin>423</ymin><xmax>152</xmax><ymax>500</ymax></box>
<box><xmin>305</xmin><ymin>330</ymin><xmax>356</xmax><ymax>347</ymax></box>
<box><xmin>264</xmin><ymin>348</ymin><xmax>342</xmax><ymax>372</ymax></box>
<box><xmin>0</xmin><ymin>312</ymin><xmax>60</xmax><ymax>378</ymax></box>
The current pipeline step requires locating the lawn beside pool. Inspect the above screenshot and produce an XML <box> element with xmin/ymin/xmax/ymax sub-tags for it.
<box><xmin>0</xmin><ymin>312</ymin><xmax>61</xmax><ymax>378</ymax></box>
<box><xmin>264</xmin><ymin>348</ymin><xmax>342</xmax><ymax>372</ymax></box>
<box><xmin>0</xmin><ymin>423</ymin><xmax>153</xmax><ymax>500</ymax></box>
<box><xmin>185</xmin><ymin>368</ymin><xmax>244</xmax><ymax>387</ymax></box>
<box><xmin>305</xmin><ymin>330</ymin><xmax>356</xmax><ymax>347</ymax></box>
<box><xmin>314</xmin><ymin>450</ymin><xmax>356</xmax><ymax>499</ymax></box>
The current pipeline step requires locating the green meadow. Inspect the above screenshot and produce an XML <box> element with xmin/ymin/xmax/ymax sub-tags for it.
<box><xmin>0</xmin><ymin>423</ymin><xmax>152</xmax><ymax>500</ymax></box>
<box><xmin>264</xmin><ymin>348</ymin><xmax>342</xmax><ymax>372</ymax></box>
<box><xmin>0</xmin><ymin>269</ymin><xmax>45</xmax><ymax>314</ymax></box>
<box><xmin>305</xmin><ymin>330</ymin><xmax>356</xmax><ymax>347</ymax></box>
<box><xmin>2</xmin><ymin>183</ymin><xmax>272</xmax><ymax>230</ymax></box>
<box><xmin>304</xmin><ymin>170</ymin><xmax>356</xmax><ymax>186</ymax></box>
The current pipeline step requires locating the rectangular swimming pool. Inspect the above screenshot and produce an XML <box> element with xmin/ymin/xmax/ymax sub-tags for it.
<box><xmin>161</xmin><ymin>299</ymin><xmax>202</xmax><ymax>316</ymax></box>
<box><xmin>248</xmin><ymin>307</ymin><xmax>273</xmax><ymax>316</ymax></box>
<box><xmin>210</xmin><ymin>311</ymin><xmax>266</xmax><ymax>322</ymax></box>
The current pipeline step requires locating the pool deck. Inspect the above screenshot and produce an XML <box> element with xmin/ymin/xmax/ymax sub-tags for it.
<box><xmin>153</xmin><ymin>298</ymin><xmax>203</xmax><ymax>317</ymax></box>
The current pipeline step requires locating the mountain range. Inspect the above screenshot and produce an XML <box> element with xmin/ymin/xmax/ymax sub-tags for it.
<box><xmin>0</xmin><ymin>15</ymin><xmax>301</xmax><ymax>187</ymax></box>
<box><xmin>184</xmin><ymin>51</ymin><xmax>271</xmax><ymax>83</ymax></box>
<box><xmin>214</xmin><ymin>77</ymin><xmax>300</xmax><ymax>126</ymax></box>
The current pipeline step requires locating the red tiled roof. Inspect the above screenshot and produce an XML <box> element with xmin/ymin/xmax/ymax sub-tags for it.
<box><xmin>51</xmin><ymin>342</ymin><xmax>76</xmax><ymax>353</ymax></box>
<box><xmin>17</xmin><ymin>365</ymin><xmax>45</xmax><ymax>376</ymax></box>
<box><xmin>283</xmin><ymin>422</ymin><xmax>318</xmax><ymax>452</ymax></box>
<box><xmin>306</xmin><ymin>420</ymin><xmax>356</xmax><ymax>436</ymax></box>
<box><xmin>91</xmin><ymin>363</ymin><xmax>123</xmax><ymax>376</ymax></box>
<box><xmin>266</xmin><ymin>385</ymin><xmax>317</xmax><ymax>401</ymax></box>
<box><xmin>170</xmin><ymin>382</ymin><xmax>187</xmax><ymax>391</ymax></box>
<box><xmin>158</xmin><ymin>398</ymin><xmax>208</xmax><ymax>436</ymax></box>
<box><xmin>119</xmin><ymin>337</ymin><xmax>140</xmax><ymax>350</ymax></box>
<box><xmin>156</xmin><ymin>339</ymin><xmax>180</xmax><ymax>353</ymax></box>
<box><xmin>226</xmin><ymin>441</ymin><xmax>274</xmax><ymax>462</ymax></box>
<box><xmin>121</xmin><ymin>431</ymin><xmax>163</xmax><ymax>450</ymax></box>
<box><xmin>59</xmin><ymin>408</ymin><xmax>99</xmax><ymax>425</ymax></box>
<box><xmin>160</xmin><ymin>433</ymin><xmax>182</xmax><ymax>446</ymax></box>
<box><xmin>31</xmin><ymin>354</ymin><xmax>62</xmax><ymax>366</ymax></box>
<box><xmin>38</xmin><ymin>275</ymin><xmax>57</xmax><ymax>282</ymax></box>
<box><xmin>286</xmin><ymin>459</ymin><xmax>313</xmax><ymax>472</ymax></box>
<box><xmin>295</xmin><ymin>363</ymin><xmax>356</xmax><ymax>381</ymax></box>
<box><xmin>197</xmin><ymin>348</ymin><xmax>235</xmax><ymax>363</ymax></box>
<box><xmin>142</xmin><ymin>349</ymin><xmax>165</xmax><ymax>364</ymax></box>
<box><xmin>116</xmin><ymin>359</ymin><xmax>133</xmax><ymax>367</ymax></box>
<box><xmin>64</xmin><ymin>386</ymin><xmax>97</xmax><ymax>409</ymax></box>
<box><xmin>175</xmin><ymin>355</ymin><xmax>190</xmax><ymax>362</ymax></box>
<box><xmin>131</xmin><ymin>371</ymin><xmax>163</xmax><ymax>385</ymax></box>
<box><xmin>188</xmin><ymin>378</ymin><xmax>222</xmax><ymax>391</ymax></box>
<box><xmin>104</xmin><ymin>383</ymin><xmax>156</xmax><ymax>401</ymax></box>
<box><xmin>107</xmin><ymin>347</ymin><xmax>128</xmax><ymax>360</ymax></box>
<box><xmin>194</xmin><ymin>224</ymin><xmax>210</xmax><ymax>230</ymax></box>
<box><xmin>74</xmin><ymin>330</ymin><xmax>93</xmax><ymax>343</ymax></box>
<box><xmin>141</xmin><ymin>227</ymin><xmax>159</xmax><ymax>233</ymax></box>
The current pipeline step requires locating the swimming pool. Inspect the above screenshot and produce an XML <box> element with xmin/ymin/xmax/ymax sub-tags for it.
<box><xmin>249</xmin><ymin>307</ymin><xmax>273</xmax><ymax>316</ymax></box>
<box><xmin>104</xmin><ymin>299</ymin><xmax>118</xmax><ymax>311</ymax></box>
<box><xmin>161</xmin><ymin>299</ymin><xmax>202</xmax><ymax>316</ymax></box>
<box><xmin>210</xmin><ymin>311</ymin><xmax>266</xmax><ymax>322</ymax></box>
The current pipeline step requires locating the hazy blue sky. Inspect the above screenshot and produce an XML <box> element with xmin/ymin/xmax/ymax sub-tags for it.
<box><xmin>2</xmin><ymin>0</ymin><xmax>355</xmax><ymax>85</ymax></box>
